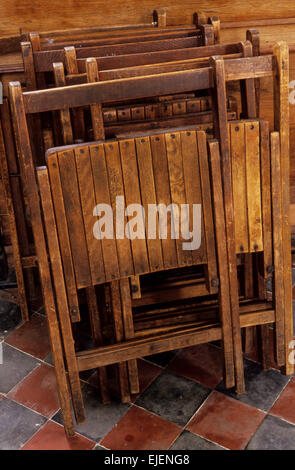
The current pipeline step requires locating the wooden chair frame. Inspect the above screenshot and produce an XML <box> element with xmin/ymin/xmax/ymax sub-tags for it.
<box><xmin>35</xmin><ymin>121</ymin><xmax>283</xmax><ymax>436</ymax></box>
<box><xmin>37</xmin><ymin>127</ymin><xmax>235</xmax><ymax>436</ymax></box>
<box><xmin>8</xmin><ymin>44</ymin><xmax>292</xmax><ymax>407</ymax></box>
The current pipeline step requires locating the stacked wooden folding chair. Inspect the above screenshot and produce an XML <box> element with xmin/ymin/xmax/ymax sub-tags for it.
<box><xmin>0</xmin><ymin>10</ymin><xmax>221</xmax><ymax>323</ymax></box>
<box><xmin>6</xmin><ymin>34</ymin><xmax>293</xmax><ymax>436</ymax></box>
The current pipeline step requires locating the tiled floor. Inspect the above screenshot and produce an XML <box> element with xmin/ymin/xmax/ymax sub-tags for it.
<box><xmin>1</xmin><ymin>297</ymin><xmax>295</xmax><ymax>450</ymax></box>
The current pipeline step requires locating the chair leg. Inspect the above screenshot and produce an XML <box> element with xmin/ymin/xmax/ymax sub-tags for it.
<box><xmin>86</xmin><ymin>286</ymin><xmax>111</xmax><ymax>404</ymax></box>
<box><xmin>209</xmin><ymin>139</ymin><xmax>235</xmax><ymax>389</ymax></box>
<box><xmin>110</xmin><ymin>281</ymin><xmax>131</xmax><ymax>402</ymax></box>
<box><xmin>120</xmin><ymin>278</ymin><xmax>140</xmax><ymax>394</ymax></box>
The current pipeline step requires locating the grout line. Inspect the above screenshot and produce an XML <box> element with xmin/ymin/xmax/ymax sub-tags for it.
<box><xmin>267</xmin><ymin>376</ymin><xmax>292</xmax><ymax>410</ymax></box>
<box><xmin>3</xmin><ymin>340</ymin><xmax>51</xmax><ymax>365</ymax></box>
<box><xmin>18</xmin><ymin>417</ymin><xmax>50</xmax><ymax>450</ymax></box>
<box><xmin>268</xmin><ymin>412</ymin><xmax>295</xmax><ymax>427</ymax></box>
<box><xmin>48</xmin><ymin>417</ymin><xmax>98</xmax><ymax>446</ymax></box>
<box><xmin>244</xmin><ymin>411</ymin><xmax>268</xmax><ymax>449</ymax></box>
<box><xmin>179</xmin><ymin>429</ymin><xmax>230</xmax><ymax>450</ymax></box>
<box><xmin>5</xmin><ymin>392</ymin><xmax>51</xmax><ymax>420</ymax></box>
<box><xmin>184</xmin><ymin>389</ymin><xmax>214</xmax><ymax>429</ymax></box>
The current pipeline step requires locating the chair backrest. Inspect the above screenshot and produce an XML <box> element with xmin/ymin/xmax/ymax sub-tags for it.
<box><xmin>42</xmin><ymin>128</ymin><xmax>217</xmax><ymax>289</ymax></box>
<box><xmin>22</xmin><ymin>39</ymin><xmax>240</xmax><ymax>84</ymax></box>
<box><xmin>30</xmin><ymin>10</ymin><xmax>215</xmax><ymax>50</ymax></box>
<box><xmin>9</xmin><ymin>48</ymin><xmax>287</xmax><ymax>318</ymax></box>
<box><xmin>229</xmin><ymin>119</ymin><xmax>271</xmax><ymax>257</ymax></box>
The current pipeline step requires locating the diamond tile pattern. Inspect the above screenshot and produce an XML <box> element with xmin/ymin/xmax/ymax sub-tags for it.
<box><xmin>1</xmin><ymin>300</ymin><xmax>295</xmax><ymax>450</ymax></box>
<box><xmin>135</xmin><ymin>370</ymin><xmax>210</xmax><ymax>426</ymax></box>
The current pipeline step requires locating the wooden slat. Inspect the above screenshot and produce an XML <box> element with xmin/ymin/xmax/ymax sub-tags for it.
<box><xmin>89</xmin><ymin>143</ymin><xmax>120</xmax><ymax>282</ymax></box>
<box><xmin>76</xmin><ymin>307</ymin><xmax>275</xmax><ymax>372</ymax></box>
<box><xmin>9</xmin><ymin>82</ymin><xmax>75</xmax><ymax>437</ymax></box>
<box><xmin>0</xmin><ymin>124</ymin><xmax>29</xmax><ymax>321</ymax></box>
<box><xmin>22</xmin><ymin>55</ymin><xmax>275</xmax><ymax>115</ymax></box>
<box><xmin>210</xmin><ymin>56</ymin><xmax>245</xmax><ymax>393</ymax></box>
<box><xmin>110</xmin><ymin>280</ymin><xmax>131</xmax><ymax>403</ymax></box>
<box><xmin>199</xmin><ymin>24</ymin><xmax>214</xmax><ymax>46</ymax></box>
<box><xmin>21</xmin><ymin>41</ymin><xmax>37</xmax><ymax>90</ymax></box>
<box><xmin>86</xmin><ymin>58</ymin><xmax>105</xmax><ymax>141</ymax></box>
<box><xmin>245</xmin><ymin>121</ymin><xmax>263</xmax><ymax>252</ymax></box>
<box><xmin>33</xmin><ymin>41</ymin><xmax>240</xmax><ymax>72</ymax></box>
<box><xmin>180</xmin><ymin>130</ymin><xmax>205</xmax><ymax>265</ymax></box>
<box><xmin>74</xmin><ymin>146</ymin><xmax>105</xmax><ymax>284</ymax></box>
<box><xmin>150</xmin><ymin>133</ymin><xmax>177</xmax><ymax>269</ymax></box>
<box><xmin>53</xmin><ymin>62</ymin><xmax>74</xmax><ymax>144</ymax></box>
<box><xmin>135</xmin><ymin>136</ymin><xmax>163</xmax><ymax>271</ymax></box>
<box><xmin>260</xmin><ymin>120</ymin><xmax>273</xmax><ymax>295</ymax></box>
<box><xmin>130</xmin><ymin>275</ymin><xmax>142</xmax><ymax>300</ymax></box>
<box><xmin>85</xmin><ymin>287</ymin><xmax>110</xmax><ymax>404</ymax></box>
<box><xmin>209</xmin><ymin>16</ymin><xmax>221</xmax><ymax>44</ymax></box>
<box><xmin>29</xmin><ymin>32</ymin><xmax>46</xmax><ymax>89</ymax></box>
<box><xmin>165</xmin><ymin>131</ymin><xmax>192</xmax><ymax>266</ymax></box>
<box><xmin>208</xmin><ymin>139</ymin><xmax>235</xmax><ymax>388</ymax></box>
<box><xmin>240</xmin><ymin>41</ymin><xmax>256</xmax><ymax>118</ymax></box>
<box><xmin>270</xmin><ymin>132</ymin><xmax>285</xmax><ymax>366</ymax></box>
<box><xmin>120</xmin><ymin>278</ymin><xmax>139</xmax><ymax>394</ymax></box>
<box><xmin>119</xmin><ymin>139</ymin><xmax>149</xmax><ymax>274</ymax></box>
<box><xmin>196</xmin><ymin>131</ymin><xmax>218</xmax><ymax>293</ymax></box>
<box><xmin>273</xmin><ymin>42</ymin><xmax>293</xmax><ymax>375</ymax></box>
<box><xmin>47</xmin><ymin>152</ymin><xmax>80</xmax><ymax>322</ymax></box>
<box><xmin>37</xmin><ymin>168</ymin><xmax>86</xmax><ymax>426</ymax></box>
<box><xmin>64</xmin><ymin>46</ymin><xmax>85</xmax><ymax>141</ymax></box>
<box><xmin>246</xmin><ymin>29</ymin><xmax>260</xmax><ymax>117</ymax></box>
<box><xmin>57</xmin><ymin>149</ymin><xmax>92</xmax><ymax>288</ymax></box>
<box><xmin>230</xmin><ymin>122</ymin><xmax>249</xmax><ymax>254</ymax></box>
<box><xmin>104</xmin><ymin>142</ymin><xmax>134</xmax><ymax>277</ymax></box>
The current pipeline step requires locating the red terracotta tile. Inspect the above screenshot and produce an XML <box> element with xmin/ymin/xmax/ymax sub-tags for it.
<box><xmin>5</xmin><ymin>314</ymin><xmax>51</xmax><ymax>359</ymax></box>
<box><xmin>187</xmin><ymin>391</ymin><xmax>265</xmax><ymax>450</ymax></box>
<box><xmin>101</xmin><ymin>405</ymin><xmax>181</xmax><ymax>450</ymax></box>
<box><xmin>167</xmin><ymin>344</ymin><xmax>223</xmax><ymax>388</ymax></box>
<box><xmin>22</xmin><ymin>421</ymin><xmax>95</xmax><ymax>450</ymax></box>
<box><xmin>137</xmin><ymin>359</ymin><xmax>162</xmax><ymax>392</ymax></box>
<box><xmin>270</xmin><ymin>377</ymin><xmax>295</xmax><ymax>424</ymax></box>
<box><xmin>7</xmin><ymin>363</ymin><xmax>60</xmax><ymax>418</ymax></box>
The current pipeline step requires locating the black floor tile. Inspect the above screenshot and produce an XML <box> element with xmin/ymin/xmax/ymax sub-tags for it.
<box><xmin>52</xmin><ymin>383</ymin><xmax>130</xmax><ymax>442</ymax></box>
<box><xmin>247</xmin><ymin>415</ymin><xmax>295</xmax><ymax>450</ymax></box>
<box><xmin>144</xmin><ymin>350</ymin><xmax>179</xmax><ymax>367</ymax></box>
<box><xmin>135</xmin><ymin>369</ymin><xmax>210</xmax><ymax>427</ymax></box>
<box><xmin>0</xmin><ymin>397</ymin><xmax>46</xmax><ymax>450</ymax></box>
<box><xmin>0</xmin><ymin>301</ymin><xmax>21</xmax><ymax>339</ymax></box>
<box><xmin>43</xmin><ymin>352</ymin><xmax>54</xmax><ymax>366</ymax></box>
<box><xmin>0</xmin><ymin>343</ymin><xmax>39</xmax><ymax>393</ymax></box>
<box><xmin>170</xmin><ymin>430</ymin><xmax>225</xmax><ymax>450</ymax></box>
<box><xmin>216</xmin><ymin>359</ymin><xmax>290</xmax><ymax>411</ymax></box>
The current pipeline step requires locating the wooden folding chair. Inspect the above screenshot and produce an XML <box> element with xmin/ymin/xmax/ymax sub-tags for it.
<box><xmin>22</xmin><ymin>38</ymin><xmax>247</xmax><ymax>92</ymax></box>
<box><xmin>8</xmin><ymin>42</ymin><xmax>293</xmax><ymax>403</ymax></box>
<box><xmin>209</xmin><ymin>42</ymin><xmax>292</xmax><ymax>380</ymax></box>
<box><xmin>27</xmin><ymin>10</ymin><xmax>215</xmax><ymax>54</ymax></box>
<box><xmin>35</xmin><ymin>127</ymin><xmax>236</xmax><ymax>436</ymax></box>
<box><xmin>35</xmin><ymin>118</ymin><xmax>288</xmax><ymax>435</ymax></box>
<box><xmin>49</xmin><ymin>57</ymin><xmax>227</xmax><ymax>401</ymax></box>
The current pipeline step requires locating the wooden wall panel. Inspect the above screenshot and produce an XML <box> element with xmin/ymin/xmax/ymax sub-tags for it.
<box><xmin>1</xmin><ymin>1</ymin><xmax>295</xmax><ymax>36</ymax></box>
